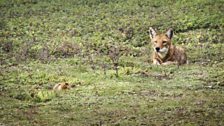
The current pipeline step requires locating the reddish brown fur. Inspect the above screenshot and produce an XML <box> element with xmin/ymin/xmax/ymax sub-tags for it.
<box><xmin>53</xmin><ymin>82</ymin><xmax>70</xmax><ymax>91</ymax></box>
<box><xmin>149</xmin><ymin>27</ymin><xmax>187</xmax><ymax>65</ymax></box>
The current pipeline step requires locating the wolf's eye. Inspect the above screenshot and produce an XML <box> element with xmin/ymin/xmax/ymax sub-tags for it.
<box><xmin>162</xmin><ymin>41</ymin><xmax>167</xmax><ymax>44</ymax></box>
<box><xmin>154</xmin><ymin>41</ymin><xmax>157</xmax><ymax>43</ymax></box>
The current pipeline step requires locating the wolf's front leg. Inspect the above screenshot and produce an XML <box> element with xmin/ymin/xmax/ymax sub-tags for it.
<box><xmin>153</xmin><ymin>59</ymin><xmax>161</xmax><ymax>65</ymax></box>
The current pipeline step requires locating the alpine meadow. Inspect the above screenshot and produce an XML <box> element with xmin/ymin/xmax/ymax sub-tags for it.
<box><xmin>0</xmin><ymin>0</ymin><xmax>224</xmax><ymax>125</ymax></box>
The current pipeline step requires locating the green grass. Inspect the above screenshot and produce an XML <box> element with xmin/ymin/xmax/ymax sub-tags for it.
<box><xmin>1</xmin><ymin>0</ymin><xmax>224</xmax><ymax>125</ymax></box>
<box><xmin>1</xmin><ymin>57</ymin><xmax>224</xmax><ymax>125</ymax></box>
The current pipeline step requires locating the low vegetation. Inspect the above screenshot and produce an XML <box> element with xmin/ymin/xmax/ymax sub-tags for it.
<box><xmin>0</xmin><ymin>0</ymin><xmax>224</xmax><ymax>125</ymax></box>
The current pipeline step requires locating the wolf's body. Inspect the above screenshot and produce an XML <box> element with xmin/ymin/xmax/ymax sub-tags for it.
<box><xmin>149</xmin><ymin>27</ymin><xmax>187</xmax><ymax>65</ymax></box>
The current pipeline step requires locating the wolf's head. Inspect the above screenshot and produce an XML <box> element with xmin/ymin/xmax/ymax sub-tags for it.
<box><xmin>148</xmin><ymin>27</ymin><xmax>173</xmax><ymax>58</ymax></box>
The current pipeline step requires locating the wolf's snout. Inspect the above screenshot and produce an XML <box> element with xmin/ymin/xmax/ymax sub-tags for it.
<box><xmin>155</xmin><ymin>47</ymin><xmax>160</xmax><ymax>52</ymax></box>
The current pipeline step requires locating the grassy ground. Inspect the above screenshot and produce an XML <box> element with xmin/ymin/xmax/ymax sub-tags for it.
<box><xmin>1</xmin><ymin>0</ymin><xmax>224</xmax><ymax>125</ymax></box>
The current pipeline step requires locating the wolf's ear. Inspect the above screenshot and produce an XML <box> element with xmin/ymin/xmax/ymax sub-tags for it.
<box><xmin>166</xmin><ymin>28</ymin><xmax>173</xmax><ymax>39</ymax></box>
<box><xmin>148</xmin><ymin>27</ymin><xmax>157</xmax><ymax>39</ymax></box>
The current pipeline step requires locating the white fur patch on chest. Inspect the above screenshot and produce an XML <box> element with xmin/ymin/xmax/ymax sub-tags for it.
<box><xmin>158</xmin><ymin>52</ymin><xmax>167</xmax><ymax>58</ymax></box>
<box><xmin>157</xmin><ymin>47</ymin><xmax>168</xmax><ymax>58</ymax></box>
